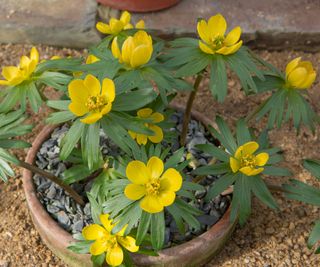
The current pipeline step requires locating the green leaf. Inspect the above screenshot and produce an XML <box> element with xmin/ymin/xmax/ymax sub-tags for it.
<box><xmin>205</xmin><ymin>173</ymin><xmax>237</xmax><ymax>201</ymax></box>
<box><xmin>214</xmin><ymin>117</ymin><xmax>237</xmax><ymax>153</ymax></box>
<box><xmin>63</xmin><ymin>164</ymin><xmax>92</xmax><ymax>184</ymax></box>
<box><xmin>304</xmin><ymin>159</ymin><xmax>320</xmax><ymax>181</ymax></box>
<box><xmin>164</xmin><ymin>147</ymin><xmax>184</xmax><ymax>169</ymax></box>
<box><xmin>87</xmin><ymin>192</ymin><xmax>102</xmax><ymax>224</ymax></box>
<box><xmin>60</xmin><ymin>120</ymin><xmax>85</xmax><ymax>160</ymax></box>
<box><xmin>0</xmin><ymin>148</ymin><xmax>19</xmax><ymax>164</ymax></box>
<box><xmin>46</xmin><ymin>111</ymin><xmax>76</xmax><ymax>124</ymax></box>
<box><xmin>150</xmin><ymin>211</ymin><xmax>165</xmax><ymax>251</ymax></box>
<box><xmin>67</xmin><ymin>240</ymin><xmax>92</xmax><ymax>254</ymax></box>
<box><xmin>136</xmin><ymin>211</ymin><xmax>152</xmax><ymax>245</ymax></box>
<box><xmin>195</xmin><ymin>143</ymin><xmax>229</xmax><ymax>162</ymax></box>
<box><xmin>175</xmin><ymin>56</ymin><xmax>210</xmax><ymax>77</ymax></box>
<box><xmin>0</xmin><ymin>139</ymin><xmax>31</xmax><ymax>149</ymax></box>
<box><xmin>263</xmin><ymin>166</ymin><xmax>291</xmax><ymax>176</ymax></box>
<box><xmin>308</xmin><ymin>221</ymin><xmax>320</xmax><ymax>249</ymax></box>
<box><xmin>209</xmin><ymin>56</ymin><xmax>228</xmax><ymax>102</ymax></box>
<box><xmin>254</xmin><ymin>74</ymin><xmax>285</xmax><ymax>93</ymax></box>
<box><xmin>112</xmin><ymin>88</ymin><xmax>157</xmax><ymax>111</ymax></box>
<box><xmin>27</xmin><ymin>82</ymin><xmax>42</xmax><ymax>112</ymax></box>
<box><xmin>193</xmin><ymin>162</ymin><xmax>230</xmax><ymax>176</ymax></box>
<box><xmin>46</xmin><ymin>100</ymin><xmax>70</xmax><ymax>110</ymax></box>
<box><xmin>235</xmin><ymin>175</ymin><xmax>252</xmax><ymax>225</ymax></box>
<box><xmin>251</xmin><ymin>176</ymin><xmax>278</xmax><ymax>209</ymax></box>
<box><xmin>236</xmin><ymin>119</ymin><xmax>252</xmax><ymax>145</ymax></box>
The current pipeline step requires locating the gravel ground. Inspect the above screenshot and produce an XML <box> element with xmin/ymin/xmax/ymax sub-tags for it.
<box><xmin>0</xmin><ymin>43</ymin><xmax>320</xmax><ymax>267</ymax></box>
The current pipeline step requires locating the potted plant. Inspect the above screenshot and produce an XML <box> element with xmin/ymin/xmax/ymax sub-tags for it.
<box><xmin>0</xmin><ymin>10</ymin><xmax>318</xmax><ymax>267</ymax></box>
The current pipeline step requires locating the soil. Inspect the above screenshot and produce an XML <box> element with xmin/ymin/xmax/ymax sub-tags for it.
<box><xmin>0</xmin><ymin>43</ymin><xmax>320</xmax><ymax>267</ymax></box>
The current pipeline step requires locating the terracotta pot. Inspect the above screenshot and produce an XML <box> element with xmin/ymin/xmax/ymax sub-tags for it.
<box><xmin>97</xmin><ymin>0</ymin><xmax>181</xmax><ymax>13</ymax></box>
<box><xmin>22</xmin><ymin>106</ymin><xmax>236</xmax><ymax>267</ymax></box>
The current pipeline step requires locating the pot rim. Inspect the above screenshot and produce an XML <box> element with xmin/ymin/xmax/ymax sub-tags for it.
<box><xmin>22</xmin><ymin>105</ymin><xmax>235</xmax><ymax>266</ymax></box>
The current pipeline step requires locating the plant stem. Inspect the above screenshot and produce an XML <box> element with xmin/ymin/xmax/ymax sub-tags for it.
<box><xmin>19</xmin><ymin>160</ymin><xmax>85</xmax><ymax>206</ymax></box>
<box><xmin>245</xmin><ymin>98</ymin><xmax>269</xmax><ymax>123</ymax></box>
<box><xmin>180</xmin><ymin>73</ymin><xmax>203</xmax><ymax>146</ymax></box>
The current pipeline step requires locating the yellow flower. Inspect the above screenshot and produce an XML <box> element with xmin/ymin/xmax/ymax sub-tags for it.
<box><xmin>0</xmin><ymin>47</ymin><xmax>39</xmax><ymax>86</ymax></box>
<box><xmin>128</xmin><ymin>108</ymin><xmax>164</xmax><ymax>145</ymax></box>
<box><xmin>197</xmin><ymin>14</ymin><xmax>242</xmax><ymax>55</ymax></box>
<box><xmin>96</xmin><ymin>10</ymin><xmax>145</xmax><ymax>35</ymax></box>
<box><xmin>285</xmin><ymin>57</ymin><xmax>317</xmax><ymax>89</ymax></box>
<box><xmin>124</xmin><ymin>156</ymin><xmax>182</xmax><ymax>213</ymax></box>
<box><xmin>68</xmin><ymin>74</ymin><xmax>115</xmax><ymax>124</ymax></box>
<box><xmin>82</xmin><ymin>214</ymin><xmax>139</xmax><ymax>267</ymax></box>
<box><xmin>111</xmin><ymin>31</ymin><xmax>153</xmax><ymax>69</ymax></box>
<box><xmin>230</xmin><ymin>141</ymin><xmax>269</xmax><ymax>176</ymax></box>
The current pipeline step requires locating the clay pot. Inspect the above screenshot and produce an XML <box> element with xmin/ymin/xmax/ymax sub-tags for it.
<box><xmin>22</xmin><ymin>106</ymin><xmax>236</xmax><ymax>267</ymax></box>
<box><xmin>97</xmin><ymin>0</ymin><xmax>181</xmax><ymax>13</ymax></box>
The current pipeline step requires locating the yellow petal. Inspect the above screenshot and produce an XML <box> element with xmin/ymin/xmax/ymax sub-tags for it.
<box><xmin>235</xmin><ymin>141</ymin><xmax>259</xmax><ymax>158</ymax></box>
<box><xmin>96</xmin><ymin>22</ymin><xmax>111</xmax><ymax>34</ymax></box>
<box><xmin>287</xmin><ymin>67</ymin><xmax>309</xmax><ymax>88</ymax></box>
<box><xmin>285</xmin><ymin>57</ymin><xmax>301</xmax><ymax>76</ymax></box>
<box><xmin>68</xmin><ymin>102</ymin><xmax>88</xmax><ymax>116</ymax></box>
<box><xmin>109</xmin><ymin>18</ymin><xmax>124</xmax><ymax>34</ymax></box>
<box><xmin>26</xmin><ymin>60</ymin><xmax>37</xmax><ymax>76</ymax></box>
<box><xmin>86</xmin><ymin>54</ymin><xmax>99</xmax><ymax>64</ymax></box>
<box><xmin>133</xmin><ymin>31</ymin><xmax>152</xmax><ymax>46</ymax></box>
<box><xmin>137</xmin><ymin>134</ymin><xmax>148</xmax><ymax>145</ymax></box>
<box><xmin>197</xmin><ymin>20</ymin><xmax>211</xmax><ymax>44</ymax></box>
<box><xmin>126</xmin><ymin>160</ymin><xmax>150</xmax><ymax>184</ymax></box>
<box><xmin>299</xmin><ymin>72</ymin><xmax>316</xmax><ymax>89</ymax></box>
<box><xmin>80</xmin><ymin>112</ymin><xmax>103</xmax><ymax>124</ymax></box>
<box><xmin>82</xmin><ymin>224</ymin><xmax>107</xmax><ymax>240</ymax></box>
<box><xmin>208</xmin><ymin>14</ymin><xmax>227</xmax><ymax>37</ymax></box>
<box><xmin>199</xmin><ymin>41</ymin><xmax>214</xmax><ymax>54</ymax></box>
<box><xmin>128</xmin><ymin>130</ymin><xmax>137</xmax><ymax>140</ymax></box>
<box><xmin>255</xmin><ymin>153</ymin><xmax>269</xmax><ymax>167</ymax></box>
<box><xmin>19</xmin><ymin>56</ymin><xmax>31</xmax><ymax>70</ymax></box>
<box><xmin>124</xmin><ymin>23</ymin><xmax>133</xmax><ymax>30</ymax></box>
<box><xmin>158</xmin><ymin>190</ymin><xmax>176</xmax><ymax>206</ymax></box>
<box><xmin>100</xmin><ymin>214</ymin><xmax>113</xmax><ymax>232</ymax></box>
<box><xmin>106</xmin><ymin>244</ymin><xmax>123</xmax><ymax>266</ymax></box>
<box><xmin>68</xmin><ymin>79</ymin><xmax>90</xmax><ymax>104</ymax></box>
<box><xmin>148</xmin><ymin>125</ymin><xmax>163</xmax><ymax>144</ymax></box>
<box><xmin>137</xmin><ymin>108</ymin><xmax>153</xmax><ymax>118</ymax></box>
<box><xmin>84</xmin><ymin>74</ymin><xmax>100</xmax><ymax>95</ymax></box>
<box><xmin>2</xmin><ymin>66</ymin><xmax>20</xmax><ymax>81</ymax></box>
<box><xmin>0</xmin><ymin>80</ymin><xmax>9</xmax><ymax>86</ymax></box>
<box><xmin>124</xmin><ymin>184</ymin><xmax>146</xmax><ymax>200</ymax></box>
<box><xmin>230</xmin><ymin>157</ymin><xmax>240</xmax><ymax>173</ymax></box>
<box><xmin>216</xmin><ymin>41</ymin><xmax>242</xmax><ymax>55</ymax></box>
<box><xmin>150</xmin><ymin>112</ymin><xmax>164</xmax><ymax>123</ymax></box>
<box><xmin>224</xmin><ymin>26</ymin><xmax>242</xmax><ymax>46</ymax></box>
<box><xmin>120</xmin><ymin>11</ymin><xmax>131</xmax><ymax>25</ymax></box>
<box><xmin>147</xmin><ymin>156</ymin><xmax>164</xmax><ymax>179</ymax></box>
<box><xmin>239</xmin><ymin>166</ymin><xmax>264</xmax><ymax>176</ymax></box>
<box><xmin>100</xmin><ymin>102</ymin><xmax>112</xmax><ymax>116</ymax></box>
<box><xmin>30</xmin><ymin>47</ymin><xmax>39</xmax><ymax>63</ymax></box>
<box><xmin>90</xmin><ymin>239</ymin><xmax>108</xmax><ymax>255</ymax></box>
<box><xmin>135</xmin><ymin>20</ymin><xmax>145</xmax><ymax>29</ymax></box>
<box><xmin>111</xmin><ymin>37</ymin><xmax>121</xmax><ymax>60</ymax></box>
<box><xmin>101</xmin><ymin>78</ymin><xmax>115</xmax><ymax>103</ymax></box>
<box><xmin>121</xmin><ymin>37</ymin><xmax>135</xmax><ymax>65</ymax></box>
<box><xmin>117</xmin><ymin>236</ymin><xmax>139</xmax><ymax>252</ymax></box>
<box><xmin>160</xmin><ymin>168</ymin><xmax>182</xmax><ymax>192</ymax></box>
<box><xmin>140</xmin><ymin>195</ymin><xmax>163</xmax><ymax>213</ymax></box>
<box><xmin>130</xmin><ymin>44</ymin><xmax>153</xmax><ymax>68</ymax></box>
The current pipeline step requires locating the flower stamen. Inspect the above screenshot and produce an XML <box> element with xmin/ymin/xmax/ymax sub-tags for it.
<box><xmin>145</xmin><ymin>179</ymin><xmax>161</xmax><ymax>195</ymax></box>
<box><xmin>85</xmin><ymin>95</ymin><xmax>108</xmax><ymax>112</ymax></box>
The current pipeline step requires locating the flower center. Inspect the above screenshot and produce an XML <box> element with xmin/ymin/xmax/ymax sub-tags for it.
<box><xmin>145</xmin><ymin>179</ymin><xmax>161</xmax><ymax>195</ymax></box>
<box><xmin>101</xmin><ymin>235</ymin><xmax>118</xmax><ymax>249</ymax></box>
<box><xmin>210</xmin><ymin>35</ymin><xmax>225</xmax><ymax>50</ymax></box>
<box><xmin>85</xmin><ymin>95</ymin><xmax>107</xmax><ymax>112</ymax></box>
<box><xmin>240</xmin><ymin>154</ymin><xmax>256</xmax><ymax>168</ymax></box>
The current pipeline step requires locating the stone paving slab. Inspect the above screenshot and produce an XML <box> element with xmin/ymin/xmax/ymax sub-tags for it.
<box><xmin>0</xmin><ymin>0</ymin><xmax>101</xmax><ymax>48</ymax></box>
<box><xmin>127</xmin><ymin>0</ymin><xmax>320</xmax><ymax>51</ymax></box>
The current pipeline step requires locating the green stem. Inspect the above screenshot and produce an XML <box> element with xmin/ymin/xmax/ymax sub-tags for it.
<box><xmin>245</xmin><ymin>98</ymin><xmax>269</xmax><ymax>123</ymax></box>
<box><xmin>18</xmin><ymin>160</ymin><xmax>85</xmax><ymax>206</ymax></box>
<box><xmin>180</xmin><ymin>73</ymin><xmax>203</xmax><ymax>147</ymax></box>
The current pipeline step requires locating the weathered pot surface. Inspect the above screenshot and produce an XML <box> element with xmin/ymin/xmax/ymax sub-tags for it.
<box><xmin>22</xmin><ymin>106</ymin><xmax>236</xmax><ymax>267</ymax></box>
<box><xmin>97</xmin><ymin>0</ymin><xmax>181</xmax><ymax>13</ymax></box>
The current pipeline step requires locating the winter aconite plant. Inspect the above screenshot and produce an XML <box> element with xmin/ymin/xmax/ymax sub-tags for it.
<box><xmin>0</xmin><ymin>10</ymin><xmax>319</xmax><ymax>266</ymax></box>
